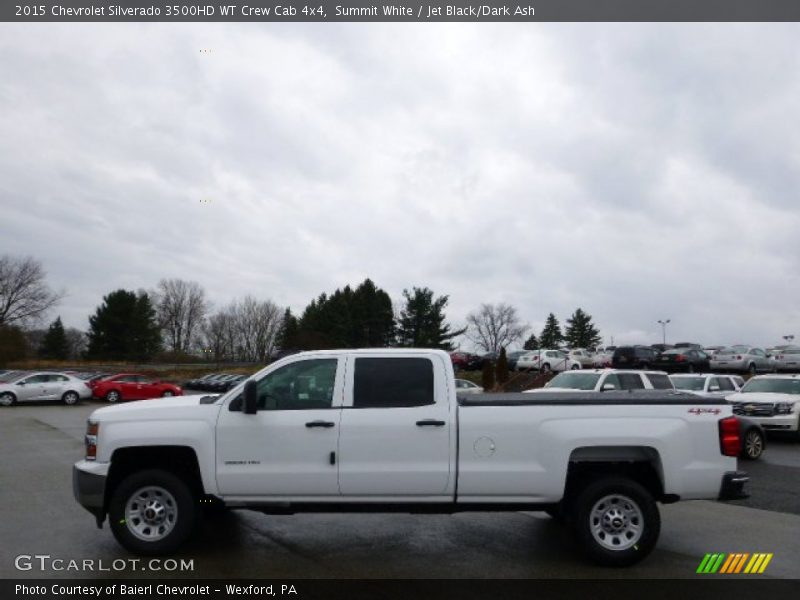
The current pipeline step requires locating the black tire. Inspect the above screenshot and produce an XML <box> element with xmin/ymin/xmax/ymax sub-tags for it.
<box><xmin>109</xmin><ymin>469</ymin><xmax>197</xmax><ymax>556</ymax></box>
<box><xmin>541</xmin><ymin>363</ymin><xmax>551</xmax><ymax>374</ymax></box>
<box><xmin>741</xmin><ymin>428</ymin><xmax>764</xmax><ymax>460</ymax></box>
<box><xmin>62</xmin><ymin>391</ymin><xmax>80</xmax><ymax>405</ymax></box>
<box><xmin>106</xmin><ymin>390</ymin><xmax>121</xmax><ymax>403</ymax></box>
<box><xmin>572</xmin><ymin>477</ymin><xmax>660</xmax><ymax>567</ymax></box>
<box><xmin>571</xmin><ymin>364</ymin><xmax>580</xmax><ymax>370</ymax></box>
<box><xmin>162</xmin><ymin>390</ymin><xmax>174</xmax><ymax>397</ymax></box>
<box><xmin>748</xmin><ymin>363</ymin><xmax>757</xmax><ymax>375</ymax></box>
<box><xmin>0</xmin><ymin>392</ymin><xmax>16</xmax><ymax>407</ymax></box>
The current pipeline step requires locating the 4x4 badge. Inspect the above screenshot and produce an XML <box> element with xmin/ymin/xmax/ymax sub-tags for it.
<box><xmin>688</xmin><ymin>407</ymin><xmax>721</xmax><ymax>415</ymax></box>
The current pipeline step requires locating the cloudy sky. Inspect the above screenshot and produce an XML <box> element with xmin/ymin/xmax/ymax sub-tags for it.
<box><xmin>1</xmin><ymin>23</ymin><xmax>799</xmax><ymax>349</ymax></box>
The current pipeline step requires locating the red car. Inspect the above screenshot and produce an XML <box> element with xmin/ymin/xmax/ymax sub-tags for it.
<box><xmin>91</xmin><ymin>373</ymin><xmax>183</xmax><ymax>403</ymax></box>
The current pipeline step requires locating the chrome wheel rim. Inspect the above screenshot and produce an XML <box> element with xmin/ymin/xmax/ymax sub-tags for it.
<box><xmin>125</xmin><ymin>486</ymin><xmax>178</xmax><ymax>542</ymax></box>
<box><xmin>107</xmin><ymin>391</ymin><xmax>120</xmax><ymax>402</ymax></box>
<box><xmin>589</xmin><ymin>494</ymin><xmax>644</xmax><ymax>551</ymax></box>
<box><xmin>744</xmin><ymin>431</ymin><xmax>763</xmax><ymax>458</ymax></box>
<box><xmin>64</xmin><ymin>392</ymin><xmax>78</xmax><ymax>405</ymax></box>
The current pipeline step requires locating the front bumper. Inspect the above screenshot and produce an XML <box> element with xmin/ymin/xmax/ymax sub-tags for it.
<box><xmin>742</xmin><ymin>415</ymin><xmax>799</xmax><ymax>432</ymax></box>
<box><xmin>718</xmin><ymin>470</ymin><xmax>749</xmax><ymax>500</ymax></box>
<box><xmin>73</xmin><ymin>460</ymin><xmax>108</xmax><ymax>526</ymax></box>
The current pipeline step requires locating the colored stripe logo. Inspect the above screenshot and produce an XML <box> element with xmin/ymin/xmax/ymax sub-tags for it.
<box><xmin>697</xmin><ymin>553</ymin><xmax>773</xmax><ymax>574</ymax></box>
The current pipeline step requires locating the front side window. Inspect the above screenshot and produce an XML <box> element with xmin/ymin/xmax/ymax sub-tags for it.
<box><xmin>22</xmin><ymin>374</ymin><xmax>47</xmax><ymax>384</ymax></box>
<box><xmin>712</xmin><ymin>377</ymin><xmax>735</xmax><ymax>392</ymax></box>
<box><xmin>235</xmin><ymin>359</ymin><xmax>338</xmax><ymax>411</ymax></box>
<box><xmin>354</xmin><ymin>357</ymin><xmax>434</xmax><ymax>408</ymax></box>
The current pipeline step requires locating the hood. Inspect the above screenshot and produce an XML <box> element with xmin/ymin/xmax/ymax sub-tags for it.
<box><xmin>90</xmin><ymin>395</ymin><xmax>221</xmax><ymax>422</ymax></box>
<box><xmin>726</xmin><ymin>392</ymin><xmax>798</xmax><ymax>404</ymax></box>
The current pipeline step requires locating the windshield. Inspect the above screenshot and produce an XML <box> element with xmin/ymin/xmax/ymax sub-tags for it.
<box><xmin>672</xmin><ymin>377</ymin><xmax>706</xmax><ymax>391</ymax></box>
<box><xmin>741</xmin><ymin>378</ymin><xmax>800</xmax><ymax>395</ymax></box>
<box><xmin>546</xmin><ymin>372</ymin><xmax>601</xmax><ymax>390</ymax></box>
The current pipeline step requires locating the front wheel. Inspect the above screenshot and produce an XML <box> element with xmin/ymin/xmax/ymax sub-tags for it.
<box><xmin>162</xmin><ymin>390</ymin><xmax>174</xmax><ymax>397</ymax></box>
<box><xmin>109</xmin><ymin>469</ymin><xmax>197</xmax><ymax>555</ymax></box>
<box><xmin>572</xmin><ymin>477</ymin><xmax>660</xmax><ymax>567</ymax></box>
<box><xmin>0</xmin><ymin>392</ymin><xmax>16</xmax><ymax>407</ymax></box>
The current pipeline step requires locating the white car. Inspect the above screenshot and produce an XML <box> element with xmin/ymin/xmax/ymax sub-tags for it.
<box><xmin>591</xmin><ymin>351</ymin><xmax>613</xmax><ymax>368</ymax></box>
<box><xmin>0</xmin><ymin>371</ymin><xmax>92</xmax><ymax>406</ymax></box>
<box><xmin>725</xmin><ymin>374</ymin><xmax>800</xmax><ymax>434</ymax></box>
<box><xmin>770</xmin><ymin>347</ymin><xmax>800</xmax><ymax>373</ymax></box>
<box><xmin>516</xmin><ymin>349</ymin><xmax>581</xmax><ymax>373</ymax></box>
<box><xmin>568</xmin><ymin>349</ymin><xmax>594</xmax><ymax>368</ymax></box>
<box><xmin>454</xmin><ymin>379</ymin><xmax>483</xmax><ymax>394</ymax></box>
<box><xmin>526</xmin><ymin>369</ymin><xmax>674</xmax><ymax>393</ymax></box>
<box><xmin>670</xmin><ymin>374</ymin><xmax>742</xmax><ymax>398</ymax></box>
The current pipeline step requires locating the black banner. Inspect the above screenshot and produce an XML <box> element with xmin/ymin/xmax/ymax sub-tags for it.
<box><xmin>4</xmin><ymin>0</ymin><xmax>800</xmax><ymax>22</ymax></box>
<box><xmin>3</xmin><ymin>579</ymin><xmax>800</xmax><ymax>600</ymax></box>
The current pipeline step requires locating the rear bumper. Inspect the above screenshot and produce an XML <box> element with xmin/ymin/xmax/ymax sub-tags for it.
<box><xmin>73</xmin><ymin>461</ymin><xmax>108</xmax><ymax>526</ymax></box>
<box><xmin>718</xmin><ymin>470</ymin><xmax>749</xmax><ymax>500</ymax></box>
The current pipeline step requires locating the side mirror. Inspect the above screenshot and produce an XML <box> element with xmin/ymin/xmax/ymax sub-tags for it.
<box><xmin>601</xmin><ymin>383</ymin><xmax>617</xmax><ymax>391</ymax></box>
<box><xmin>17</xmin><ymin>381</ymin><xmax>26</xmax><ymax>386</ymax></box>
<box><xmin>243</xmin><ymin>380</ymin><xmax>258</xmax><ymax>414</ymax></box>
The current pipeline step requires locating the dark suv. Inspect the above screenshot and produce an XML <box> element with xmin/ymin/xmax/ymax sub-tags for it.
<box><xmin>612</xmin><ymin>345</ymin><xmax>658</xmax><ymax>369</ymax></box>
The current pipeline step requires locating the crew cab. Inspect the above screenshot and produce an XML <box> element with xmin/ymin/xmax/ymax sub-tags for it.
<box><xmin>73</xmin><ymin>349</ymin><xmax>747</xmax><ymax>567</ymax></box>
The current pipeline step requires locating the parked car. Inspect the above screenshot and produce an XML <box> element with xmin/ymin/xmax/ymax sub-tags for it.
<box><xmin>673</xmin><ymin>342</ymin><xmax>702</xmax><ymax>350</ymax></box>
<box><xmin>568</xmin><ymin>349</ymin><xmax>594</xmax><ymax>368</ymax></box>
<box><xmin>0</xmin><ymin>371</ymin><xmax>92</xmax><ymax>406</ymax></box>
<box><xmin>450</xmin><ymin>352</ymin><xmax>483</xmax><ymax>371</ymax></box>
<box><xmin>219</xmin><ymin>374</ymin><xmax>248</xmax><ymax>392</ymax></box>
<box><xmin>654</xmin><ymin>347</ymin><xmax>711</xmax><ymax>373</ymax></box>
<box><xmin>711</xmin><ymin>346</ymin><xmax>772</xmax><ymax>374</ymax></box>
<box><xmin>702</xmin><ymin>346</ymin><xmax>725</xmax><ymax>358</ymax></box>
<box><xmin>526</xmin><ymin>369</ymin><xmax>673</xmax><ymax>393</ymax></box>
<box><xmin>726</xmin><ymin>374</ymin><xmax>800</xmax><ymax>435</ymax></box>
<box><xmin>650</xmin><ymin>344</ymin><xmax>673</xmax><ymax>354</ymax></box>
<box><xmin>771</xmin><ymin>347</ymin><xmax>800</xmax><ymax>373</ymax></box>
<box><xmin>670</xmin><ymin>373</ymin><xmax>742</xmax><ymax>398</ymax></box>
<box><xmin>506</xmin><ymin>350</ymin><xmax>529</xmax><ymax>371</ymax></box>
<box><xmin>185</xmin><ymin>373</ymin><xmax>220</xmax><ymax>389</ymax></box>
<box><xmin>196</xmin><ymin>373</ymin><xmax>235</xmax><ymax>391</ymax></box>
<box><xmin>516</xmin><ymin>349</ymin><xmax>581</xmax><ymax>373</ymax></box>
<box><xmin>92</xmin><ymin>374</ymin><xmax>183</xmax><ymax>403</ymax></box>
<box><xmin>207</xmin><ymin>374</ymin><xmax>242</xmax><ymax>392</ymax></box>
<box><xmin>454</xmin><ymin>378</ymin><xmax>484</xmax><ymax>394</ymax></box>
<box><xmin>611</xmin><ymin>346</ymin><xmax>658</xmax><ymax>370</ymax></box>
<box><xmin>591</xmin><ymin>351</ymin><xmax>613</xmax><ymax>368</ymax></box>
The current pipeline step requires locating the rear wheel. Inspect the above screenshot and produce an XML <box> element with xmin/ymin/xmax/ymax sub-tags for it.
<box><xmin>162</xmin><ymin>390</ymin><xmax>174</xmax><ymax>397</ymax></box>
<box><xmin>741</xmin><ymin>428</ymin><xmax>764</xmax><ymax>460</ymax></box>
<box><xmin>571</xmin><ymin>364</ymin><xmax>580</xmax><ymax>370</ymax></box>
<box><xmin>748</xmin><ymin>363</ymin><xmax>757</xmax><ymax>375</ymax></box>
<box><xmin>62</xmin><ymin>391</ymin><xmax>80</xmax><ymax>405</ymax></box>
<box><xmin>541</xmin><ymin>363</ymin><xmax>551</xmax><ymax>374</ymax></box>
<box><xmin>572</xmin><ymin>477</ymin><xmax>660</xmax><ymax>567</ymax></box>
<box><xmin>109</xmin><ymin>469</ymin><xmax>197</xmax><ymax>555</ymax></box>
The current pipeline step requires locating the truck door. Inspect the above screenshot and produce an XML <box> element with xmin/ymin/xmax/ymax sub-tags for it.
<box><xmin>216</xmin><ymin>357</ymin><xmax>344</xmax><ymax>497</ymax></box>
<box><xmin>337</xmin><ymin>355</ymin><xmax>454</xmax><ymax>497</ymax></box>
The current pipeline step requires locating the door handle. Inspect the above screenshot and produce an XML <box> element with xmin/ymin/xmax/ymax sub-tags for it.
<box><xmin>305</xmin><ymin>420</ymin><xmax>335</xmax><ymax>428</ymax></box>
<box><xmin>416</xmin><ymin>419</ymin><xmax>446</xmax><ymax>427</ymax></box>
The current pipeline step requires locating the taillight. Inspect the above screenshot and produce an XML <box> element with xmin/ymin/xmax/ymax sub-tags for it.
<box><xmin>676</xmin><ymin>354</ymin><xmax>686</xmax><ymax>362</ymax></box>
<box><xmin>736</xmin><ymin>355</ymin><xmax>742</xmax><ymax>360</ymax></box>
<box><xmin>85</xmin><ymin>421</ymin><xmax>99</xmax><ymax>461</ymax></box>
<box><xmin>718</xmin><ymin>417</ymin><xmax>740</xmax><ymax>457</ymax></box>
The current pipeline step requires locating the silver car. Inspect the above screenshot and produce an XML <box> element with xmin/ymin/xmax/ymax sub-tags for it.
<box><xmin>0</xmin><ymin>371</ymin><xmax>92</xmax><ymax>406</ymax></box>
<box><xmin>771</xmin><ymin>347</ymin><xmax>800</xmax><ymax>373</ymax></box>
<box><xmin>710</xmin><ymin>345</ymin><xmax>772</xmax><ymax>374</ymax></box>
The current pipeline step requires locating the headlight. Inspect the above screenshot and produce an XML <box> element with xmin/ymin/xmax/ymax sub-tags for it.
<box><xmin>85</xmin><ymin>421</ymin><xmax>98</xmax><ymax>460</ymax></box>
<box><xmin>775</xmin><ymin>402</ymin><xmax>794</xmax><ymax>415</ymax></box>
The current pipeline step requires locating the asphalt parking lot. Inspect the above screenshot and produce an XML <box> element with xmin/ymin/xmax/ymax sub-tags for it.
<box><xmin>1</xmin><ymin>399</ymin><xmax>799</xmax><ymax>580</ymax></box>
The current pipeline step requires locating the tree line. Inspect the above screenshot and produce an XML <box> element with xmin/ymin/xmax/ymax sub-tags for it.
<box><xmin>0</xmin><ymin>254</ymin><xmax>603</xmax><ymax>364</ymax></box>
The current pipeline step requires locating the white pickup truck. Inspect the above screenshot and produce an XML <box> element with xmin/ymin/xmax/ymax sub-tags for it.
<box><xmin>74</xmin><ymin>349</ymin><xmax>748</xmax><ymax>567</ymax></box>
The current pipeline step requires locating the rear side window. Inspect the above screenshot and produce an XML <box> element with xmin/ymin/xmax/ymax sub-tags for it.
<box><xmin>354</xmin><ymin>358</ymin><xmax>434</xmax><ymax>408</ymax></box>
<box><xmin>713</xmin><ymin>377</ymin><xmax>735</xmax><ymax>392</ymax></box>
<box><xmin>617</xmin><ymin>373</ymin><xmax>645</xmax><ymax>390</ymax></box>
<box><xmin>645</xmin><ymin>373</ymin><xmax>673</xmax><ymax>390</ymax></box>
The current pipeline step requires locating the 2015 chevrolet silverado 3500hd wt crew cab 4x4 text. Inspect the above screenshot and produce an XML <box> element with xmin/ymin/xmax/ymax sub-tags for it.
<box><xmin>74</xmin><ymin>349</ymin><xmax>748</xmax><ymax>567</ymax></box>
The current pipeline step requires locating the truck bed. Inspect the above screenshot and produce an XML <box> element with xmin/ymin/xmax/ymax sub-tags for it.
<box><xmin>457</xmin><ymin>390</ymin><xmax>726</xmax><ymax>406</ymax></box>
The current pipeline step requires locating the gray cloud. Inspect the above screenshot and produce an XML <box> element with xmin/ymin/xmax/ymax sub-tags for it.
<box><xmin>1</xmin><ymin>23</ymin><xmax>799</xmax><ymax>348</ymax></box>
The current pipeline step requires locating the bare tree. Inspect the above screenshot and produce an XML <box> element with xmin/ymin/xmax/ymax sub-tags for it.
<box><xmin>0</xmin><ymin>255</ymin><xmax>64</xmax><ymax>327</ymax></box>
<box><xmin>154</xmin><ymin>279</ymin><xmax>209</xmax><ymax>354</ymax></box>
<box><xmin>201</xmin><ymin>311</ymin><xmax>234</xmax><ymax>362</ymax></box>
<box><xmin>231</xmin><ymin>296</ymin><xmax>283</xmax><ymax>362</ymax></box>
<box><xmin>465</xmin><ymin>303</ymin><xmax>528</xmax><ymax>354</ymax></box>
<box><xmin>65</xmin><ymin>328</ymin><xmax>87</xmax><ymax>360</ymax></box>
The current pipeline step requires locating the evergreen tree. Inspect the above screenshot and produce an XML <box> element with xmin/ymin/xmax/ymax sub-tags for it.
<box><xmin>564</xmin><ymin>308</ymin><xmax>602</xmax><ymax>349</ymax></box>
<box><xmin>39</xmin><ymin>316</ymin><xmax>69</xmax><ymax>360</ymax></box>
<box><xmin>396</xmin><ymin>287</ymin><xmax>466</xmax><ymax>349</ymax></box>
<box><xmin>539</xmin><ymin>313</ymin><xmax>564</xmax><ymax>348</ymax></box>
<box><xmin>276</xmin><ymin>308</ymin><xmax>299</xmax><ymax>352</ymax></box>
<box><xmin>495</xmin><ymin>347</ymin><xmax>509</xmax><ymax>386</ymax></box>
<box><xmin>481</xmin><ymin>357</ymin><xmax>495</xmax><ymax>391</ymax></box>
<box><xmin>87</xmin><ymin>290</ymin><xmax>161</xmax><ymax>361</ymax></box>
<box><xmin>523</xmin><ymin>333</ymin><xmax>539</xmax><ymax>351</ymax></box>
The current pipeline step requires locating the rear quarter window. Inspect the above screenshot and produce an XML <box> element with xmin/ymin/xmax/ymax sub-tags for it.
<box><xmin>645</xmin><ymin>373</ymin><xmax>673</xmax><ymax>390</ymax></box>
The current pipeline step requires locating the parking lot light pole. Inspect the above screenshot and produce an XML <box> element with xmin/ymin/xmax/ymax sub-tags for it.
<box><xmin>657</xmin><ymin>319</ymin><xmax>671</xmax><ymax>345</ymax></box>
